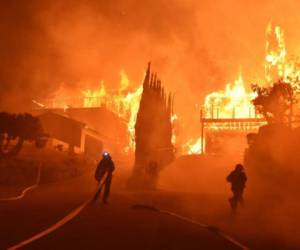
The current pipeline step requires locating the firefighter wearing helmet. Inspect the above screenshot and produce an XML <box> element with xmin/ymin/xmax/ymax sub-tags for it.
<box><xmin>93</xmin><ymin>151</ymin><xmax>115</xmax><ymax>204</ymax></box>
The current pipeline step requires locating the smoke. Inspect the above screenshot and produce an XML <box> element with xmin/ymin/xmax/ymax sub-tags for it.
<box><xmin>1</xmin><ymin>0</ymin><xmax>300</xmax><ymax>131</ymax></box>
<box><xmin>159</xmin><ymin>148</ymin><xmax>300</xmax><ymax>248</ymax></box>
<box><xmin>2</xmin><ymin>1</ymin><xmax>300</xmax><ymax>246</ymax></box>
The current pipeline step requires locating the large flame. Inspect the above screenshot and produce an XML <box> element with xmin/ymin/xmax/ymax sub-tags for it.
<box><xmin>181</xmin><ymin>71</ymin><xmax>258</xmax><ymax>154</ymax></box>
<box><xmin>82</xmin><ymin>82</ymin><xmax>106</xmax><ymax>107</ymax></box>
<box><xmin>81</xmin><ymin>71</ymin><xmax>143</xmax><ymax>153</ymax></box>
<box><xmin>203</xmin><ymin>23</ymin><xmax>299</xmax><ymax>122</ymax></box>
<box><xmin>116</xmin><ymin>85</ymin><xmax>143</xmax><ymax>153</ymax></box>
<box><xmin>265</xmin><ymin>24</ymin><xmax>287</xmax><ymax>83</ymax></box>
<box><xmin>265</xmin><ymin>24</ymin><xmax>300</xmax><ymax>93</ymax></box>
<box><xmin>204</xmin><ymin>73</ymin><xmax>257</xmax><ymax>119</ymax></box>
<box><xmin>47</xmin><ymin>70</ymin><xmax>177</xmax><ymax>155</ymax></box>
<box><xmin>183</xmin><ymin>23</ymin><xmax>299</xmax><ymax>155</ymax></box>
<box><xmin>43</xmin><ymin>24</ymin><xmax>299</xmax><ymax>156</ymax></box>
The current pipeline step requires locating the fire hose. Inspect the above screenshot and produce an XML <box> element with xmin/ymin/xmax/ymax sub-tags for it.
<box><xmin>6</xmin><ymin>173</ymin><xmax>109</xmax><ymax>250</ymax></box>
<box><xmin>6</xmin><ymin>175</ymin><xmax>247</xmax><ymax>250</ymax></box>
<box><xmin>132</xmin><ymin>204</ymin><xmax>249</xmax><ymax>250</ymax></box>
<box><xmin>0</xmin><ymin>162</ymin><xmax>42</xmax><ymax>201</ymax></box>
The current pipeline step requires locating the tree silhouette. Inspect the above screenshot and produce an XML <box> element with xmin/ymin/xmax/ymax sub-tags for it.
<box><xmin>252</xmin><ymin>80</ymin><xmax>295</xmax><ymax>125</ymax></box>
<box><xmin>0</xmin><ymin>112</ymin><xmax>47</xmax><ymax>157</ymax></box>
<box><xmin>131</xmin><ymin>63</ymin><xmax>174</xmax><ymax>186</ymax></box>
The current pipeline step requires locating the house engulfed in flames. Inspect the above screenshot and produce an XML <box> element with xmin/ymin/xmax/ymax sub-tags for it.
<box><xmin>33</xmin><ymin>71</ymin><xmax>142</xmax><ymax>156</ymax></box>
<box><xmin>33</xmin><ymin>24</ymin><xmax>300</xmax><ymax>157</ymax></box>
<box><xmin>194</xmin><ymin>23</ymin><xmax>300</xmax><ymax>156</ymax></box>
<box><xmin>35</xmin><ymin>67</ymin><xmax>183</xmax><ymax>157</ymax></box>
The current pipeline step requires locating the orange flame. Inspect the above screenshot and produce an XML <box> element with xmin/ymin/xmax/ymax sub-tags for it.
<box><xmin>203</xmin><ymin>23</ymin><xmax>299</xmax><ymax>123</ymax></box>
<box><xmin>81</xmin><ymin>71</ymin><xmax>143</xmax><ymax>153</ymax></box>
<box><xmin>182</xmin><ymin>137</ymin><xmax>204</xmax><ymax>155</ymax></box>
<box><xmin>265</xmin><ymin>23</ymin><xmax>300</xmax><ymax>94</ymax></box>
<box><xmin>183</xmin><ymin>23</ymin><xmax>298</xmax><ymax>155</ymax></box>
<box><xmin>204</xmin><ymin>73</ymin><xmax>257</xmax><ymax>119</ymax></box>
<box><xmin>82</xmin><ymin>82</ymin><xmax>106</xmax><ymax>107</ymax></box>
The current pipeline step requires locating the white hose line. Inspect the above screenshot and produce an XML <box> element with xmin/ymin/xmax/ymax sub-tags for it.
<box><xmin>160</xmin><ymin>209</ymin><xmax>249</xmax><ymax>250</ymax></box>
<box><xmin>7</xmin><ymin>176</ymin><xmax>107</xmax><ymax>250</ymax></box>
<box><xmin>0</xmin><ymin>163</ymin><xmax>42</xmax><ymax>201</ymax></box>
<box><xmin>132</xmin><ymin>204</ymin><xmax>249</xmax><ymax>250</ymax></box>
<box><xmin>7</xmin><ymin>200</ymin><xmax>91</xmax><ymax>250</ymax></box>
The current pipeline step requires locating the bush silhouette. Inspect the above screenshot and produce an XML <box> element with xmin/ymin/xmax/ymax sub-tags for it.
<box><xmin>0</xmin><ymin>112</ymin><xmax>46</xmax><ymax>157</ymax></box>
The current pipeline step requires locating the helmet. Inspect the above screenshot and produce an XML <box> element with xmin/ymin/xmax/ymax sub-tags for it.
<box><xmin>102</xmin><ymin>151</ymin><xmax>110</xmax><ymax>158</ymax></box>
<box><xmin>235</xmin><ymin>164</ymin><xmax>244</xmax><ymax>171</ymax></box>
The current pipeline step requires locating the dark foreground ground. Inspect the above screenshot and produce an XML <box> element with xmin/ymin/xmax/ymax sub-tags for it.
<box><xmin>0</xmin><ymin>161</ymin><xmax>298</xmax><ymax>250</ymax></box>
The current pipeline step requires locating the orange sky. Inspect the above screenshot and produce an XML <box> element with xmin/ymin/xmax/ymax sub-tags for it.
<box><xmin>1</xmin><ymin>0</ymin><xmax>300</xmax><ymax>133</ymax></box>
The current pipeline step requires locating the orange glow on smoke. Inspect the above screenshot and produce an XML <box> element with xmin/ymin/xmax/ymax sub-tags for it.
<box><xmin>44</xmin><ymin>24</ymin><xmax>300</xmax><ymax>156</ymax></box>
<box><xmin>48</xmin><ymin>70</ymin><xmax>178</xmax><ymax>154</ymax></box>
<box><xmin>203</xmin><ymin>23</ymin><xmax>300</xmax><ymax>122</ymax></box>
<box><xmin>182</xmin><ymin>23</ymin><xmax>300</xmax><ymax>155</ymax></box>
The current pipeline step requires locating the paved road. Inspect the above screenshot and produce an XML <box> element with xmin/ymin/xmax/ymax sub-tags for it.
<box><xmin>20</xmin><ymin>195</ymin><xmax>243</xmax><ymax>250</ymax></box>
<box><xmin>0</xmin><ymin>172</ymin><xmax>94</xmax><ymax>249</ymax></box>
<box><xmin>0</xmin><ymin>170</ymin><xmax>245</xmax><ymax>250</ymax></box>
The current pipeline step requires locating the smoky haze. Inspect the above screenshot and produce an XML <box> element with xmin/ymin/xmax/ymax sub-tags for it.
<box><xmin>2</xmin><ymin>1</ymin><xmax>300</xmax><ymax>248</ymax></box>
<box><xmin>1</xmin><ymin>0</ymin><xmax>300</xmax><ymax>123</ymax></box>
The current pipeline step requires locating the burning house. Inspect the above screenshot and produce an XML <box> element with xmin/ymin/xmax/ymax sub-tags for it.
<box><xmin>200</xmin><ymin>73</ymin><xmax>267</xmax><ymax>156</ymax></box>
<box><xmin>32</xmin><ymin>71</ymin><xmax>143</xmax><ymax>155</ymax></box>
<box><xmin>196</xmin><ymin>24</ymin><xmax>299</xmax><ymax>156</ymax></box>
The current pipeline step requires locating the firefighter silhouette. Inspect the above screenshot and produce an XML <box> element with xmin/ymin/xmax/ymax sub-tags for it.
<box><xmin>93</xmin><ymin>152</ymin><xmax>115</xmax><ymax>204</ymax></box>
<box><xmin>226</xmin><ymin>164</ymin><xmax>247</xmax><ymax>213</ymax></box>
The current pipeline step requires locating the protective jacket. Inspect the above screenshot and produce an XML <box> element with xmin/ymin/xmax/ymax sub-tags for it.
<box><xmin>95</xmin><ymin>158</ymin><xmax>115</xmax><ymax>182</ymax></box>
<box><xmin>226</xmin><ymin>169</ymin><xmax>247</xmax><ymax>192</ymax></box>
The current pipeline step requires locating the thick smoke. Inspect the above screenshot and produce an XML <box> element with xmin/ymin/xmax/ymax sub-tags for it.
<box><xmin>2</xmin><ymin>1</ymin><xmax>300</xmax><ymax>247</ymax></box>
<box><xmin>1</xmin><ymin>0</ymin><xmax>300</xmax><ymax>125</ymax></box>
